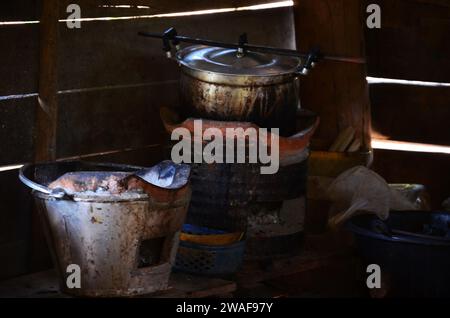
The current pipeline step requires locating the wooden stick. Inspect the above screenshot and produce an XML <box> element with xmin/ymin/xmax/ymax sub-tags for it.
<box><xmin>31</xmin><ymin>0</ymin><xmax>60</xmax><ymax>272</ymax></box>
<box><xmin>35</xmin><ymin>0</ymin><xmax>59</xmax><ymax>162</ymax></box>
<box><xmin>347</xmin><ymin>137</ymin><xmax>362</xmax><ymax>153</ymax></box>
<box><xmin>293</xmin><ymin>0</ymin><xmax>372</xmax><ymax>151</ymax></box>
<box><xmin>329</xmin><ymin>127</ymin><xmax>355</xmax><ymax>152</ymax></box>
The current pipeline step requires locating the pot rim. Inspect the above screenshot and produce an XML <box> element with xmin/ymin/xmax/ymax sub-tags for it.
<box><xmin>33</xmin><ymin>189</ymin><xmax>149</xmax><ymax>203</ymax></box>
<box><xmin>176</xmin><ymin>46</ymin><xmax>300</xmax><ymax>86</ymax></box>
<box><xmin>345</xmin><ymin>211</ymin><xmax>450</xmax><ymax>247</ymax></box>
<box><xmin>180</xmin><ymin>64</ymin><xmax>297</xmax><ymax>86</ymax></box>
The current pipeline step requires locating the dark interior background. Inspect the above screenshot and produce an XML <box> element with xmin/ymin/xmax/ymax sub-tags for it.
<box><xmin>0</xmin><ymin>0</ymin><xmax>449</xmax><ymax>280</ymax></box>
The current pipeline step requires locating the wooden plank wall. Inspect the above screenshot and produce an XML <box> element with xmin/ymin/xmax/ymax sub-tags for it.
<box><xmin>56</xmin><ymin>6</ymin><xmax>295</xmax><ymax>159</ymax></box>
<box><xmin>0</xmin><ymin>1</ymin><xmax>40</xmax><ymax>280</ymax></box>
<box><xmin>365</xmin><ymin>0</ymin><xmax>450</xmax><ymax>83</ymax></box>
<box><xmin>372</xmin><ymin>150</ymin><xmax>450</xmax><ymax>209</ymax></box>
<box><xmin>293</xmin><ymin>0</ymin><xmax>372</xmax><ymax>150</ymax></box>
<box><xmin>365</xmin><ymin>0</ymin><xmax>450</xmax><ymax>208</ymax></box>
<box><xmin>0</xmin><ymin>1</ymin><xmax>296</xmax><ymax>279</ymax></box>
<box><xmin>370</xmin><ymin>84</ymin><xmax>450</xmax><ymax>146</ymax></box>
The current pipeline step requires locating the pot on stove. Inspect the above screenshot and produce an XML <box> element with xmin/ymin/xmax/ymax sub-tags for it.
<box><xmin>139</xmin><ymin>28</ymin><xmax>320</xmax><ymax>135</ymax></box>
<box><xmin>176</xmin><ymin>45</ymin><xmax>310</xmax><ymax>135</ymax></box>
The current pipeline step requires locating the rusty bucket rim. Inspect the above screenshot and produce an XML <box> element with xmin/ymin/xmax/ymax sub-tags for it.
<box><xmin>19</xmin><ymin>160</ymin><xmax>191</xmax><ymax>203</ymax></box>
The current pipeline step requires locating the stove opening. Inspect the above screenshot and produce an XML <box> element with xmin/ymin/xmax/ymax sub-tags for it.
<box><xmin>137</xmin><ymin>237</ymin><xmax>166</xmax><ymax>268</ymax></box>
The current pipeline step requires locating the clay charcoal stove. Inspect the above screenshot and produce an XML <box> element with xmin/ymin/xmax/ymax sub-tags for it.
<box><xmin>145</xmin><ymin>29</ymin><xmax>320</xmax><ymax>260</ymax></box>
<box><xmin>19</xmin><ymin>161</ymin><xmax>191</xmax><ymax>297</ymax></box>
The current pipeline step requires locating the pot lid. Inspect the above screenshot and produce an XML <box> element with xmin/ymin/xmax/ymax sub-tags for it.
<box><xmin>176</xmin><ymin>45</ymin><xmax>300</xmax><ymax>76</ymax></box>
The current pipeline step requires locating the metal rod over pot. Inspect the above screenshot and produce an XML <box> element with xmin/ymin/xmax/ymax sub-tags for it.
<box><xmin>138</xmin><ymin>27</ymin><xmax>365</xmax><ymax>75</ymax></box>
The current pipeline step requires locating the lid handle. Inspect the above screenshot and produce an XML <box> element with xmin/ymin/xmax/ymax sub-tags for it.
<box><xmin>237</xmin><ymin>33</ymin><xmax>248</xmax><ymax>58</ymax></box>
<box><xmin>162</xmin><ymin>27</ymin><xmax>178</xmax><ymax>58</ymax></box>
<box><xmin>296</xmin><ymin>48</ymin><xmax>322</xmax><ymax>76</ymax></box>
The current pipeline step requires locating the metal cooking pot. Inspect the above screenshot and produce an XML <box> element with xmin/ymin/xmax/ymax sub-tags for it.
<box><xmin>176</xmin><ymin>45</ymin><xmax>306</xmax><ymax>135</ymax></box>
<box><xmin>139</xmin><ymin>28</ymin><xmax>321</xmax><ymax>135</ymax></box>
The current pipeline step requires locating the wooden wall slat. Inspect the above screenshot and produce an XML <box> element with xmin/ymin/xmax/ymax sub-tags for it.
<box><xmin>0</xmin><ymin>25</ymin><xmax>39</xmax><ymax>96</ymax></box>
<box><xmin>414</xmin><ymin>0</ymin><xmax>450</xmax><ymax>7</ymax></box>
<box><xmin>0</xmin><ymin>97</ymin><xmax>36</xmax><ymax>166</ymax></box>
<box><xmin>57</xmin><ymin>18</ymin><xmax>179</xmax><ymax>91</ymax></box>
<box><xmin>0</xmin><ymin>241</ymin><xmax>30</xmax><ymax>280</ymax></box>
<box><xmin>35</xmin><ymin>0</ymin><xmax>59</xmax><ymax>162</ymax></box>
<box><xmin>0</xmin><ymin>168</ymin><xmax>33</xmax><ymax>280</ymax></box>
<box><xmin>299</xmin><ymin>61</ymin><xmax>370</xmax><ymax>147</ymax></box>
<box><xmin>56</xmin><ymin>82</ymin><xmax>178</xmax><ymax>158</ymax></box>
<box><xmin>57</xmin><ymin>7</ymin><xmax>295</xmax><ymax>90</ymax></box>
<box><xmin>0</xmin><ymin>0</ymin><xmax>40</xmax><ymax>21</ymax></box>
<box><xmin>0</xmin><ymin>170</ymin><xmax>32</xmax><ymax>245</ymax></box>
<box><xmin>0</xmin><ymin>4</ymin><xmax>292</xmax><ymax>95</ymax></box>
<box><xmin>294</xmin><ymin>0</ymin><xmax>372</xmax><ymax>149</ymax></box>
<box><xmin>370</xmin><ymin>84</ymin><xmax>450</xmax><ymax>146</ymax></box>
<box><xmin>58</xmin><ymin>0</ymin><xmax>279</xmax><ymax>19</ymax></box>
<box><xmin>295</xmin><ymin>0</ymin><xmax>365</xmax><ymax>57</ymax></box>
<box><xmin>81</xmin><ymin>144</ymin><xmax>166</xmax><ymax>167</ymax></box>
<box><xmin>365</xmin><ymin>0</ymin><xmax>450</xmax><ymax>82</ymax></box>
<box><xmin>373</xmin><ymin>149</ymin><xmax>450</xmax><ymax>210</ymax></box>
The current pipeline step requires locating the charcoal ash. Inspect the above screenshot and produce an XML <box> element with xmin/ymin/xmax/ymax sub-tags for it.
<box><xmin>48</xmin><ymin>171</ymin><xmax>139</xmax><ymax>195</ymax></box>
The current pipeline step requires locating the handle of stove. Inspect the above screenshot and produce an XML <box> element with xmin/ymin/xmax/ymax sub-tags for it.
<box><xmin>19</xmin><ymin>164</ymin><xmax>67</xmax><ymax>199</ymax></box>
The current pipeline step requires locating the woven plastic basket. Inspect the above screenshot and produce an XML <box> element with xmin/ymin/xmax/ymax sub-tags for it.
<box><xmin>174</xmin><ymin>224</ymin><xmax>245</xmax><ymax>276</ymax></box>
